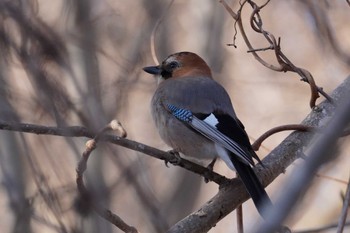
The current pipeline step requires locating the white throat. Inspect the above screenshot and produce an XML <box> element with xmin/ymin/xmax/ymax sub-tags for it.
<box><xmin>157</xmin><ymin>75</ymin><xmax>165</xmax><ymax>85</ymax></box>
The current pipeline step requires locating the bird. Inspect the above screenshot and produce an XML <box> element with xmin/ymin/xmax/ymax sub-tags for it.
<box><xmin>143</xmin><ymin>51</ymin><xmax>272</xmax><ymax>217</ymax></box>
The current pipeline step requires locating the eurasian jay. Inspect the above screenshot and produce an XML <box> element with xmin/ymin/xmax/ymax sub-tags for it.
<box><xmin>143</xmin><ymin>51</ymin><xmax>271</xmax><ymax>217</ymax></box>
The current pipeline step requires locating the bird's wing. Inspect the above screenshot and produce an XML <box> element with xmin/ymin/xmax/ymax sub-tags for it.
<box><xmin>165</xmin><ymin>103</ymin><xmax>255</xmax><ymax>166</ymax></box>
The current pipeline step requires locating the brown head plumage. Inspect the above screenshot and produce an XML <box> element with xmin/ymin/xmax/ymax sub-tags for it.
<box><xmin>143</xmin><ymin>52</ymin><xmax>212</xmax><ymax>80</ymax></box>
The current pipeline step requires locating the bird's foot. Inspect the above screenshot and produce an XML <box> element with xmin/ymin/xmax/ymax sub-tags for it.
<box><xmin>165</xmin><ymin>149</ymin><xmax>181</xmax><ymax>167</ymax></box>
<box><xmin>204</xmin><ymin>158</ymin><xmax>217</xmax><ymax>183</ymax></box>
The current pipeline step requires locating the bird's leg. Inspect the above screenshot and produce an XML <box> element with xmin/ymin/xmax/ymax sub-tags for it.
<box><xmin>204</xmin><ymin>157</ymin><xmax>217</xmax><ymax>183</ymax></box>
<box><xmin>165</xmin><ymin>149</ymin><xmax>182</xmax><ymax>167</ymax></box>
<box><xmin>207</xmin><ymin>157</ymin><xmax>217</xmax><ymax>171</ymax></box>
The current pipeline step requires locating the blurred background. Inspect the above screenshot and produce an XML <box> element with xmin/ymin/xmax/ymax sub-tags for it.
<box><xmin>0</xmin><ymin>0</ymin><xmax>349</xmax><ymax>232</ymax></box>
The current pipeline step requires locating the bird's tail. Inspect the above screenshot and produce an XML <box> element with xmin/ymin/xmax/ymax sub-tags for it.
<box><xmin>231</xmin><ymin>156</ymin><xmax>272</xmax><ymax>218</ymax></box>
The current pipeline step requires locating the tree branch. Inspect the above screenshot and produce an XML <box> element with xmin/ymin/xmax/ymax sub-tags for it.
<box><xmin>0</xmin><ymin>122</ymin><xmax>227</xmax><ymax>185</ymax></box>
<box><xmin>337</xmin><ymin>175</ymin><xmax>350</xmax><ymax>233</ymax></box>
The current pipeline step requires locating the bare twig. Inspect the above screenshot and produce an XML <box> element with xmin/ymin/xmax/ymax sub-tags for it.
<box><xmin>252</xmin><ymin>124</ymin><xmax>314</xmax><ymax>151</ymax></box>
<box><xmin>231</xmin><ymin>1</ymin><xmax>283</xmax><ymax>71</ymax></box>
<box><xmin>219</xmin><ymin>0</ymin><xmax>238</xmax><ymax>20</ymax></box>
<box><xmin>218</xmin><ymin>0</ymin><xmax>333</xmax><ymax>108</ymax></box>
<box><xmin>294</xmin><ymin>221</ymin><xmax>350</xmax><ymax>233</ymax></box>
<box><xmin>150</xmin><ymin>0</ymin><xmax>175</xmax><ymax>65</ymax></box>
<box><xmin>337</xmin><ymin>175</ymin><xmax>350</xmax><ymax>233</ymax></box>
<box><xmin>253</xmin><ymin>123</ymin><xmax>350</xmax><ymax>151</ymax></box>
<box><xmin>237</xmin><ymin>205</ymin><xmax>244</xmax><ymax>233</ymax></box>
<box><xmin>302</xmin><ymin>1</ymin><xmax>350</xmax><ymax>67</ymax></box>
<box><xmin>76</xmin><ymin>122</ymin><xmax>138</xmax><ymax>233</ymax></box>
<box><xmin>315</xmin><ymin>174</ymin><xmax>349</xmax><ymax>185</ymax></box>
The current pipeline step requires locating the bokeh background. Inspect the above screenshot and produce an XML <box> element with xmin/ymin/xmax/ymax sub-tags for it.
<box><xmin>0</xmin><ymin>0</ymin><xmax>349</xmax><ymax>232</ymax></box>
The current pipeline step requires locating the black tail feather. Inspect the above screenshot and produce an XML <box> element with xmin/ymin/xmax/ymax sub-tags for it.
<box><xmin>230</xmin><ymin>155</ymin><xmax>272</xmax><ymax>218</ymax></box>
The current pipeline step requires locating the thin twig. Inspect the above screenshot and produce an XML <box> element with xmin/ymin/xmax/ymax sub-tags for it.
<box><xmin>150</xmin><ymin>0</ymin><xmax>175</xmax><ymax>65</ymax></box>
<box><xmin>236</xmin><ymin>205</ymin><xmax>244</xmax><ymax>233</ymax></box>
<box><xmin>219</xmin><ymin>0</ymin><xmax>238</xmax><ymax>20</ymax></box>
<box><xmin>315</xmin><ymin>174</ymin><xmax>349</xmax><ymax>185</ymax></box>
<box><xmin>252</xmin><ymin>123</ymin><xmax>350</xmax><ymax>151</ymax></box>
<box><xmin>337</xmin><ymin>175</ymin><xmax>350</xmax><ymax>233</ymax></box>
<box><xmin>252</xmin><ymin>124</ymin><xmax>314</xmax><ymax>151</ymax></box>
<box><xmin>219</xmin><ymin>0</ymin><xmax>333</xmax><ymax>107</ymax></box>
<box><xmin>247</xmin><ymin>45</ymin><xmax>273</xmax><ymax>52</ymax></box>
<box><xmin>76</xmin><ymin>122</ymin><xmax>138</xmax><ymax>233</ymax></box>
<box><xmin>294</xmin><ymin>221</ymin><xmax>350</xmax><ymax>233</ymax></box>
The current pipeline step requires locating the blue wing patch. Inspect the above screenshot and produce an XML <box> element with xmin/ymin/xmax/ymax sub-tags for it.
<box><xmin>166</xmin><ymin>104</ymin><xmax>193</xmax><ymax>122</ymax></box>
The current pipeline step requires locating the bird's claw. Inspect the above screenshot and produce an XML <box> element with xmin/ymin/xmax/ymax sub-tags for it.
<box><xmin>165</xmin><ymin>149</ymin><xmax>181</xmax><ymax>167</ymax></box>
<box><xmin>204</xmin><ymin>158</ymin><xmax>217</xmax><ymax>183</ymax></box>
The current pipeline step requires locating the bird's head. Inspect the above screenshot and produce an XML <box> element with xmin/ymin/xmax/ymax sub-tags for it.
<box><xmin>143</xmin><ymin>52</ymin><xmax>212</xmax><ymax>83</ymax></box>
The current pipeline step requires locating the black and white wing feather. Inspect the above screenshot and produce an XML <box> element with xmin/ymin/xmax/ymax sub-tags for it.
<box><xmin>166</xmin><ymin>103</ymin><xmax>255</xmax><ymax>166</ymax></box>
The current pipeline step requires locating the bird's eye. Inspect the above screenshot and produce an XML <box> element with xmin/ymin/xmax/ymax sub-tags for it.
<box><xmin>168</xmin><ymin>61</ymin><xmax>179</xmax><ymax>69</ymax></box>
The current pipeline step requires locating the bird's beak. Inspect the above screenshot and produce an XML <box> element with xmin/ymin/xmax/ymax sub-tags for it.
<box><xmin>143</xmin><ymin>66</ymin><xmax>161</xmax><ymax>75</ymax></box>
